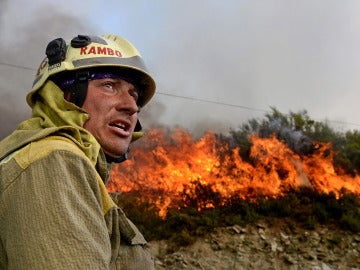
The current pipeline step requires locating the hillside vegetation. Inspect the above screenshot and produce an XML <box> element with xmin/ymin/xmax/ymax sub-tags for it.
<box><xmin>113</xmin><ymin>108</ymin><xmax>360</xmax><ymax>252</ymax></box>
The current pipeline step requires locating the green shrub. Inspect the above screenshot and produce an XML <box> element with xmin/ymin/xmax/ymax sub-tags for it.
<box><xmin>327</xmin><ymin>234</ymin><xmax>342</xmax><ymax>249</ymax></box>
<box><xmin>312</xmin><ymin>202</ymin><xmax>329</xmax><ymax>223</ymax></box>
<box><xmin>257</xmin><ymin>195</ymin><xmax>293</xmax><ymax>217</ymax></box>
<box><xmin>340</xmin><ymin>212</ymin><xmax>360</xmax><ymax>232</ymax></box>
<box><xmin>167</xmin><ymin>229</ymin><xmax>195</xmax><ymax>252</ymax></box>
<box><xmin>116</xmin><ymin>187</ymin><xmax>359</xmax><ymax>249</ymax></box>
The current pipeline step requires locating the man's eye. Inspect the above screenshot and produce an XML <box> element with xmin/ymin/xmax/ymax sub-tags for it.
<box><xmin>103</xmin><ymin>81</ymin><xmax>114</xmax><ymax>88</ymax></box>
<box><xmin>131</xmin><ymin>91</ymin><xmax>139</xmax><ymax>101</ymax></box>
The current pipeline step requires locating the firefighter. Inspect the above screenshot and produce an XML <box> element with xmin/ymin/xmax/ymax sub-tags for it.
<box><xmin>0</xmin><ymin>34</ymin><xmax>156</xmax><ymax>269</ymax></box>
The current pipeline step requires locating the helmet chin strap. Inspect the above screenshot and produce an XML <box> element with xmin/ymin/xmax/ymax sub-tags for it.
<box><xmin>69</xmin><ymin>71</ymin><xmax>90</xmax><ymax>107</ymax></box>
<box><xmin>105</xmin><ymin>147</ymin><xmax>130</xmax><ymax>163</ymax></box>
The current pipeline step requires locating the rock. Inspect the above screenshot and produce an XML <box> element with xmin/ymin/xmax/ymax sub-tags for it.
<box><xmin>270</xmin><ymin>240</ymin><xmax>277</xmax><ymax>252</ymax></box>
<box><xmin>228</xmin><ymin>224</ymin><xmax>243</xmax><ymax>234</ymax></box>
<box><xmin>320</xmin><ymin>262</ymin><xmax>332</xmax><ymax>270</ymax></box>
<box><xmin>152</xmin><ymin>218</ymin><xmax>360</xmax><ymax>270</ymax></box>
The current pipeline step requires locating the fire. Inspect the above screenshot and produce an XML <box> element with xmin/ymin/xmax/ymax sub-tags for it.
<box><xmin>107</xmin><ymin>128</ymin><xmax>360</xmax><ymax>216</ymax></box>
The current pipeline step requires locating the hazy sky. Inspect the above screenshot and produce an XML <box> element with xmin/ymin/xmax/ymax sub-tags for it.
<box><xmin>1</xmin><ymin>0</ymin><xmax>360</xmax><ymax>139</ymax></box>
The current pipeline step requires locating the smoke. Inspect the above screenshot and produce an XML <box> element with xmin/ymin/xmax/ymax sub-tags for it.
<box><xmin>0</xmin><ymin>1</ymin><xmax>98</xmax><ymax>139</ymax></box>
<box><xmin>259</xmin><ymin>118</ymin><xmax>315</xmax><ymax>155</ymax></box>
<box><xmin>2</xmin><ymin>1</ymin><xmax>360</xmax><ymax>139</ymax></box>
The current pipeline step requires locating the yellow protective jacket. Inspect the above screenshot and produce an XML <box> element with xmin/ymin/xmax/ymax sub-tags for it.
<box><xmin>0</xmin><ymin>81</ymin><xmax>155</xmax><ymax>269</ymax></box>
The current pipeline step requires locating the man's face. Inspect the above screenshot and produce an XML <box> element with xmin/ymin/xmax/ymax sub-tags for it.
<box><xmin>82</xmin><ymin>77</ymin><xmax>139</xmax><ymax>158</ymax></box>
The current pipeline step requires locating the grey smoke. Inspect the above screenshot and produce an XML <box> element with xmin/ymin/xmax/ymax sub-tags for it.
<box><xmin>2</xmin><ymin>1</ymin><xmax>360</xmax><ymax>140</ymax></box>
<box><xmin>261</xmin><ymin>118</ymin><xmax>315</xmax><ymax>155</ymax></box>
<box><xmin>0</xmin><ymin>3</ymin><xmax>94</xmax><ymax>139</ymax></box>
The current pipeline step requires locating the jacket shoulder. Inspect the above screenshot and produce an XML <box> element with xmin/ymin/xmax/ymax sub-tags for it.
<box><xmin>15</xmin><ymin>136</ymin><xmax>88</xmax><ymax>170</ymax></box>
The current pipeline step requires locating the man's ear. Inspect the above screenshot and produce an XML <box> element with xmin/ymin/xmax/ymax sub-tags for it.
<box><xmin>63</xmin><ymin>90</ymin><xmax>72</xmax><ymax>102</ymax></box>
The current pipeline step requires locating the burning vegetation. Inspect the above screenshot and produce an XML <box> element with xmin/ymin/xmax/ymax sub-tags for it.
<box><xmin>107</xmin><ymin>108</ymin><xmax>360</xmax><ymax>245</ymax></box>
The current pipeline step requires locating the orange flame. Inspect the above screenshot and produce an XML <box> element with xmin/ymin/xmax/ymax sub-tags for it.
<box><xmin>107</xmin><ymin>128</ymin><xmax>360</xmax><ymax>216</ymax></box>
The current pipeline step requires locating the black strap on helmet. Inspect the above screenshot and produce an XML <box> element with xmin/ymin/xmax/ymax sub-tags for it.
<box><xmin>67</xmin><ymin>70</ymin><xmax>90</xmax><ymax>107</ymax></box>
<box><xmin>134</xmin><ymin>119</ymin><xmax>142</xmax><ymax>132</ymax></box>
<box><xmin>105</xmin><ymin>148</ymin><xmax>130</xmax><ymax>163</ymax></box>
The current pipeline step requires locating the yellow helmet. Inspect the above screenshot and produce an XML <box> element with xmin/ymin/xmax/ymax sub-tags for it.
<box><xmin>27</xmin><ymin>34</ymin><xmax>156</xmax><ymax>108</ymax></box>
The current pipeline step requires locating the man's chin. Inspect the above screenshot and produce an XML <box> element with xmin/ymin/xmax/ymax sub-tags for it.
<box><xmin>103</xmin><ymin>145</ymin><xmax>130</xmax><ymax>159</ymax></box>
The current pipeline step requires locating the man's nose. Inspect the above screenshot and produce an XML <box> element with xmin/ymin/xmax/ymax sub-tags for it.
<box><xmin>115</xmin><ymin>88</ymin><xmax>139</xmax><ymax>115</ymax></box>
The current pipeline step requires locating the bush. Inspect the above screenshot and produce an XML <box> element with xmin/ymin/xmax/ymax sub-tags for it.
<box><xmin>228</xmin><ymin>107</ymin><xmax>360</xmax><ymax>175</ymax></box>
<box><xmin>116</xmin><ymin>186</ymin><xmax>359</xmax><ymax>250</ymax></box>
<box><xmin>340</xmin><ymin>213</ymin><xmax>360</xmax><ymax>232</ymax></box>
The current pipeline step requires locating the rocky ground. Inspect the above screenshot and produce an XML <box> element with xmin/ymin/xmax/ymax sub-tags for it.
<box><xmin>148</xmin><ymin>218</ymin><xmax>360</xmax><ymax>270</ymax></box>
